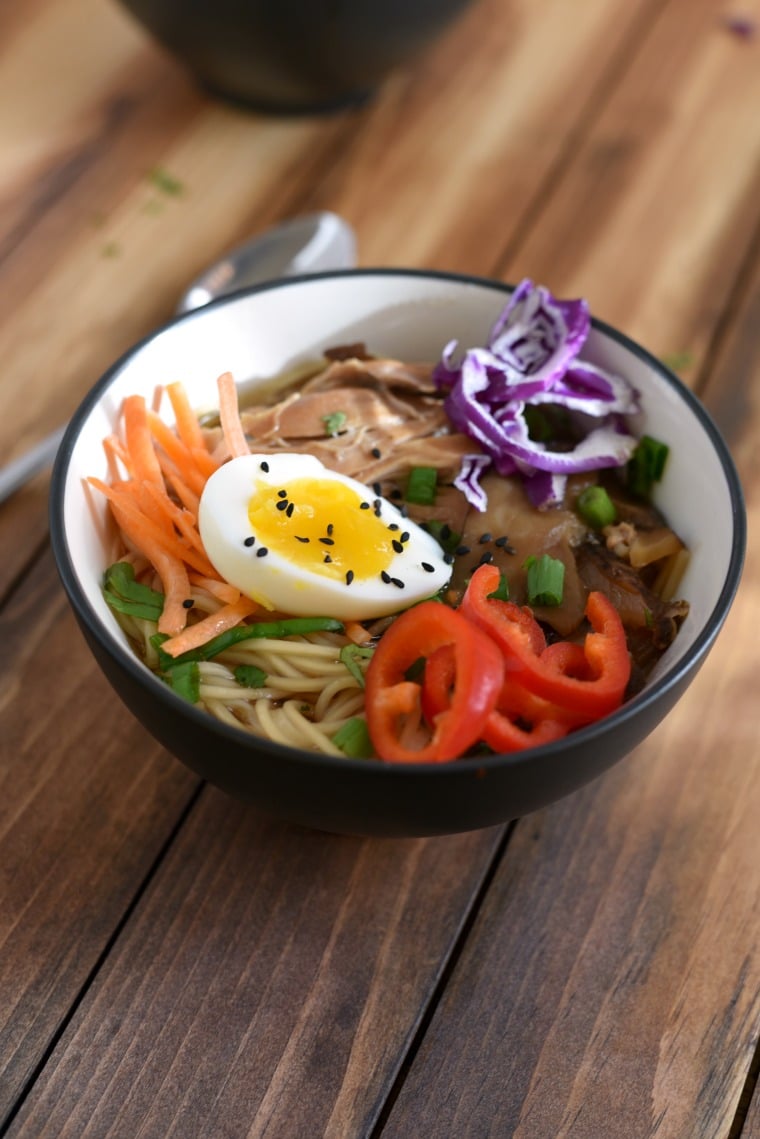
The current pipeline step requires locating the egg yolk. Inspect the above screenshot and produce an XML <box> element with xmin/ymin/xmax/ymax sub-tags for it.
<box><xmin>247</xmin><ymin>477</ymin><xmax>398</xmax><ymax>580</ymax></box>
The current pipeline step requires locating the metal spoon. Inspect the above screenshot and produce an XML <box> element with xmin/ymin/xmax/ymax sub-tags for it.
<box><xmin>0</xmin><ymin>211</ymin><xmax>357</xmax><ymax>504</ymax></box>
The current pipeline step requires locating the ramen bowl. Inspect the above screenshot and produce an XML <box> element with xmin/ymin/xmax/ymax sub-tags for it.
<box><xmin>50</xmin><ymin>270</ymin><xmax>745</xmax><ymax>837</ymax></box>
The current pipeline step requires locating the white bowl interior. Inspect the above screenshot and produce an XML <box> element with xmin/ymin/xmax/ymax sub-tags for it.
<box><xmin>61</xmin><ymin>273</ymin><xmax>737</xmax><ymax>697</ymax></box>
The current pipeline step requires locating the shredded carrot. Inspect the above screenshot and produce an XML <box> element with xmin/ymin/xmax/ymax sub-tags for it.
<box><xmin>167</xmin><ymin>382</ymin><xmax>209</xmax><ymax>455</ymax></box>
<box><xmin>345</xmin><ymin>621</ymin><xmax>373</xmax><ymax>646</ymax></box>
<box><xmin>89</xmin><ymin>478</ymin><xmax>218</xmax><ymax>578</ymax></box>
<box><xmin>141</xmin><ymin>481</ymin><xmax>207</xmax><ymax>556</ymax></box>
<box><xmin>108</xmin><ymin>498</ymin><xmax>191</xmax><ymax>635</ymax></box>
<box><xmin>188</xmin><ymin>574</ymin><xmax>241</xmax><ymax>605</ymax></box>
<box><xmin>123</xmin><ymin>395</ymin><xmax>164</xmax><ymax>486</ymax></box>
<box><xmin>161</xmin><ymin>596</ymin><xmax>258</xmax><ymax>658</ymax></box>
<box><xmin>146</xmin><ymin>412</ymin><xmax>210</xmax><ymax>495</ymax></box>
<box><xmin>103</xmin><ymin>434</ymin><xmax>132</xmax><ymax>481</ymax></box>
<box><xmin>217</xmin><ymin>372</ymin><xmax>250</xmax><ymax>459</ymax></box>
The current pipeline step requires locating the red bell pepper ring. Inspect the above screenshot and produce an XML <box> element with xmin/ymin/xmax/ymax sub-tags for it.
<box><xmin>461</xmin><ymin>565</ymin><xmax>631</xmax><ymax>719</ymax></box>
<box><xmin>364</xmin><ymin>600</ymin><xmax>505</xmax><ymax>763</ymax></box>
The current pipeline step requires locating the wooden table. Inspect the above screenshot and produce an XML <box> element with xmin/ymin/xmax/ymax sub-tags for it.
<box><xmin>1</xmin><ymin>1</ymin><xmax>759</xmax><ymax>1135</ymax></box>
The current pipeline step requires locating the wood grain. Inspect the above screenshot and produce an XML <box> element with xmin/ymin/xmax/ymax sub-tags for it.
<box><xmin>0</xmin><ymin>550</ymin><xmax>199</xmax><ymax>1121</ymax></box>
<box><xmin>4</xmin><ymin>790</ymin><xmax>503</xmax><ymax>1138</ymax></box>
<box><xmin>0</xmin><ymin>0</ymin><xmax>759</xmax><ymax>1134</ymax></box>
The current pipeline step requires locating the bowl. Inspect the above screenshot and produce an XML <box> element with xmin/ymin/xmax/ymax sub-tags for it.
<box><xmin>116</xmin><ymin>0</ymin><xmax>476</xmax><ymax>114</ymax></box>
<box><xmin>50</xmin><ymin>270</ymin><xmax>746</xmax><ymax>837</ymax></box>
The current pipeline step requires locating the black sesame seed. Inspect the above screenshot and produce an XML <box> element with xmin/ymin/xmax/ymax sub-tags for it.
<box><xmin>443</xmin><ymin>553</ymin><xmax>455</xmax><ymax>565</ymax></box>
<box><xmin>324</xmin><ymin>554</ymin><xmax>332</xmax><ymax>564</ymax></box>
<box><xmin>400</xmin><ymin>531</ymin><xmax>410</xmax><ymax>544</ymax></box>
<box><xmin>372</xmin><ymin>482</ymin><xmax>382</xmax><ymax>496</ymax></box>
<box><xmin>243</xmin><ymin>536</ymin><xmax>255</xmax><ymax>547</ymax></box>
<box><xmin>327</xmin><ymin>523</ymin><xmax>334</xmax><ymax>536</ymax></box>
<box><xmin>256</xmin><ymin>547</ymin><xmax>269</xmax><ymax>558</ymax></box>
<box><xmin>182</xmin><ymin>598</ymin><xmax>194</xmax><ymax>609</ymax></box>
<box><xmin>421</xmin><ymin>562</ymin><xmax>435</xmax><ymax>573</ymax></box>
<box><xmin>399</xmin><ymin>505</ymin><xmax>408</xmax><ymax>518</ymax></box>
<box><xmin>392</xmin><ymin>539</ymin><xmax>404</xmax><ymax>554</ymax></box>
<box><xmin>295</xmin><ymin>535</ymin><xmax>309</xmax><ymax>543</ymax></box>
<box><xmin>276</xmin><ymin>500</ymin><xmax>288</xmax><ymax>512</ymax></box>
<box><xmin>455</xmin><ymin>544</ymin><xmax>471</xmax><ymax>556</ymax></box>
<box><xmin>319</xmin><ymin>537</ymin><xmax>335</xmax><ymax>546</ymax></box>
<box><xmin>277</xmin><ymin>489</ymin><xmax>287</xmax><ymax>498</ymax></box>
<box><xmin>388</xmin><ymin>523</ymin><xmax>400</xmax><ymax>532</ymax></box>
<box><xmin>381</xmin><ymin>570</ymin><xmax>392</xmax><ymax>583</ymax></box>
<box><xmin>260</xmin><ymin>461</ymin><xmax>269</xmax><ymax>472</ymax></box>
<box><xmin>345</xmin><ymin>570</ymin><xmax>355</xmax><ymax>585</ymax></box>
<box><xmin>391</xmin><ymin>577</ymin><xmax>405</xmax><ymax>589</ymax></box>
<box><xmin>495</xmin><ymin>535</ymin><xmax>510</xmax><ymax>547</ymax></box>
<box><xmin>478</xmin><ymin>550</ymin><xmax>494</xmax><ymax>565</ymax></box>
<box><xmin>390</xmin><ymin>489</ymin><xmax>403</xmax><ymax>500</ymax></box>
<box><xmin>479</xmin><ymin>532</ymin><xmax>492</xmax><ymax>544</ymax></box>
<box><xmin>360</xmin><ymin>501</ymin><xmax>370</xmax><ymax>510</ymax></box>
<box><xmin>286</xmin><ymin>502</ymin><xmax>294</xmax><ymax>517</ymax></box>
<box><xmin>371</xmin><ymin>447</ymin><xmax>382</xmax><ymax>459</ymax></box>
<box><xmin>440</xmin><ymin>524</ymin><xmax>452</xmax><ymax>540</ymax></box>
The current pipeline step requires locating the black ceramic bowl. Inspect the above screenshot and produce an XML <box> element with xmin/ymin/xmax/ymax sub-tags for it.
<box><xmin>117</xmin><ymin>0</ymin><xmax>476</xmax><ymax>113</ymax></box>
<box><xmin>50</xmin><ymin>270</ymin><xmax>745</xmax><ymax>836</ymax></box>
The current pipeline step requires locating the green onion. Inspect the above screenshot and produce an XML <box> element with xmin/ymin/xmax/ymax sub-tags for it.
<box><xmin>524</xmin><ymin>554</ymin><xmax>565</xmax><ymax>607</ymax></box>
<box><xmin>339</xmin><ymin>644</ymin><xmax>374</xmax><ymax>688</ymax></box>
<box><xmin>576</xmin><ymin>485</ymin><xmax>617</xmax><ymax>530</ymax></box>
<box><xmin>165</xmin><ymin>661</ymin><xmax>200</xmax><ymax>703</ymax></box>
<box><xmin>103</xmin><ymin>562</ymin><xmax>164</xmax><ymax>621</ymax></box>
<box><xmin>322</xmin><ymin>411</ymin><xmax>347</xmax><ymax>436</ymax></box>
<box><xmin>233</xmin><ymin>664</ymin><xmax>268</xmax><ymax>688</ymax></box>
<box><xmin>147</xmin><ymin>166</ymin><xmax>184</xmax><ymax>196</ymax></box>
<box><xmin>627</xmin><ymin>435</ymin><xmax>669</xmax><ymax>500</ymax></box>
<box><xmin>405</xmin><ymin>466</ymin><xmax>438</xmax><ymax>505</ymax></box>
<box><xmin>422</xmin><ymin>520</ymin><xmax>461</xmax><ymax>554</ymax></box>
<box><xmin>151</xmin><ymin>615</ymin><xmax>344</xmax><ymax>668</ymax></box>
<box><xmin>487</xmin><ymin>572</ymin><xmax>510</xmax><ymax>601</ymax></box>
<box><xmin>333</xmin><ymin>717</ymin><xmax>374</xmax><ymax>759</ymax></box>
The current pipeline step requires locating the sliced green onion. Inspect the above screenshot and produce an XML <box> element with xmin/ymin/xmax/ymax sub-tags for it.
<box><xmin>233</xmin><ymin>664</ymin><xmax>268</xmax><ymax>688</ymax></box>
<box><xmin>333</xmin><ymin>717</ymin><xmax>374</xmax><ymax>759</ymax></box>
<box><xmin>487</xmin><ymin>572</ymin><xmax>510</xmax><ymax>601</ymax></box>
<box><xmin>339</xmin><ymin>644</ymin><xmax>374</xmax><ymax>688</ymax></box>
<box><xmin>150</xmin><ymin>616</ymin><xmax>344</xmax><ymax>668</ymax></box>
<box><xmin>627</xmin><ymin>435</ymin><xmax>669</xmax><ymax>500</ymax></box>
<box><xmin>405</xmin><ymin>466</ymin><xmax>438</xmax><ymax>505</ymax></box>
<box><xmin>103</xmin><ymin>562</ymin><xmax>164</xmax><ymax>620</ymax></box>
<box><xmin>576</xmin><ymin>485</ymin><xmax>617</xmax><ymax>530</ymax></box>
<box><xmin>322</xmin><ymin>411</ymin><xmax>347</xmax><ymax>436</ymax></box>
<box><xmin>524</xmin><ymin>554</ymin><xmax>565</xmax><ymax>607</ymax></box>
<box><xmin>423</xmin><ymin>520</ymin><xmax>461</xmax><ymax>554</ymax></box>
<box><xmin>165</xmin><ymin>660</ymin><xmax>200</xmax><ymax>703</ymax></box>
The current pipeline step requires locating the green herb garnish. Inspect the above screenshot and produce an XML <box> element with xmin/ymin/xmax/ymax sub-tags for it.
<box><xmin>576</xmin><ymin>485</ymin><xmax>617</xmax><ymax>530</ymax></box>
<box><xmin>339</xmin><ymin>644</ymin><xmax>374</xmax><ymax>688</ymax></box>
<box><xmin>165</xmin><ymin>660</ymin><xmax>200</xmax><ymax>703</ymax></box>
<box><xmin>322</xmin><ymin>411</ymin><xmax>347</xmax><ymax>436</ymax></box>
<box><xmin>103</xmin><ymin>562</ymin><xmax>164</xmax><ymax>621</ymax></box>
<box><xmin>487</xmin><ymin>572</ymin><xmax>510</xmax><ymax>601</ymax></box>
<box><xmin>405</xmin><ymin>466</ymin><xmax>438</xmax><ymax>506</ymax></box>
<box><xmin>524</xmin><ymin>554</ymin><xmax>565</xmax><ymax>607</ymax></box>
<box><xmin>627</xmin><ymin>435</ymin><xmax>669</xmax><ymax>500</ymax></box>
<box><xmin>233</xmin><ymin>664</ymin><xmax>268</xmax><ymax>688</ymax></box>
<box><xmin>147</xmin><ymin>166</ymin><xmax>185</xmax><ymax>197</ymax></box>
<box><xmin>151</xmin><ymin>616</ymin><xmax>344</xmax><ymax>668</ymax></box>
<box><xmin>333</xmin><ymin>717</ymin><xmax>373</xmax><ymax>759</ymax></box>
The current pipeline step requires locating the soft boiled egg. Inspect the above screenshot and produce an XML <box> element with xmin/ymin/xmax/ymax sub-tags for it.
<box><xmin>198</xmin><ymin>453</ymin><xmax>452</xmax><ymax>620</ymax></box>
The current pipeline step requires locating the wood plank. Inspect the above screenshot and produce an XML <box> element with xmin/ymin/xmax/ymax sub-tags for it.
<box><xmin>0</xmin><ymin>550</ymin><xmax>199</xmax><ymax>1121</ymax></box>
<box><xmin>498</xmin><ymin>0</ymin><xmax>760</xmax><ymax>381</ymax></box>
<box><xmin>4</xmin><ymin>789</ymin><xmax>503</xmax><ymax>1137</ymax></box>
<box><xmin>378</xmin><ymin>107</ymin><xmax>760</xmax><ymax>1139</ymax></box>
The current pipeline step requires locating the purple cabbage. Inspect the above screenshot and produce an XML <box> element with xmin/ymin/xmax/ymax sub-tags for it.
<box><xmin>435</xmin><ymin>279</ymin><xmax>640</xmax><ymax>510</ymax></box>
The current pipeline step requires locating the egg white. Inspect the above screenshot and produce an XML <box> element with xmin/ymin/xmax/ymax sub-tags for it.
<box><xmin>198</xmin><ymin>453</ymin><xmax>452</xmax><ymax>620</ymax></box>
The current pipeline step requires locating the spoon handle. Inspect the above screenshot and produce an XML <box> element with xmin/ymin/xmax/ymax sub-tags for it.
<box><xmin>0</xmin><ymin>425</ymin><xmax>67</xmax><ymax>504</ymax></box>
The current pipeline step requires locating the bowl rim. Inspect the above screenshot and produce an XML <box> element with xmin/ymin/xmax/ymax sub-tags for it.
<box><xmin>49</xmin><ymin>267</ymin><xmax>747</xmax><ymax>776</ymax></box>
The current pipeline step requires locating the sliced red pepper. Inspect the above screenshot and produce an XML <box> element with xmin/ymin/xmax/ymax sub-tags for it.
<box><xmin>461</xmin><ymin>565</ymin><xmax>631</xmax><ymax>719</ymax></box>
<box><xmin>364</xmin><ymin>600</ymin><xmax>504</xmax><ymax>763</ymax></box>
